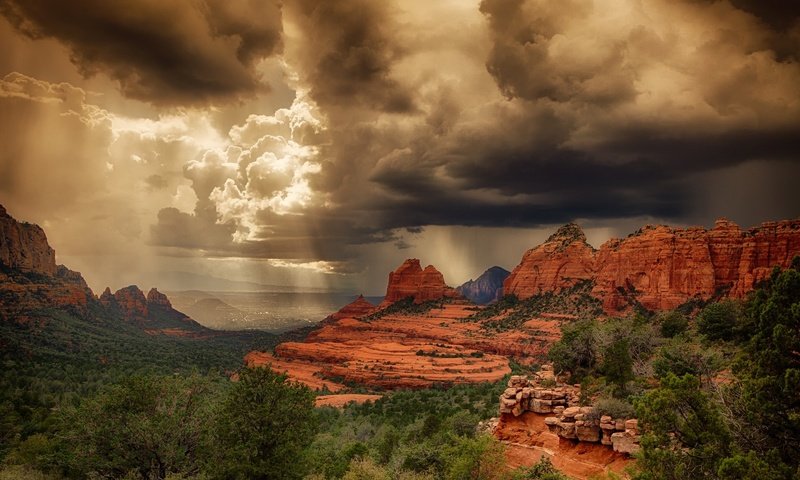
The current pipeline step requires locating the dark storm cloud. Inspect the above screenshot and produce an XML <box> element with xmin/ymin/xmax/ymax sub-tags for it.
<box><xmin>285</xmin><ymin>0</ymin><xmax>415</xmax><ymax>112</ymax></box>
<box><xmin>714</xmin><ymin>0</ymin><xmax>800</xmax><ymax>31</ymax></box>
<box><xmin>0</xmin><ymin>0</ymin><xmax>283</xmax><ymax>105</ymax></box>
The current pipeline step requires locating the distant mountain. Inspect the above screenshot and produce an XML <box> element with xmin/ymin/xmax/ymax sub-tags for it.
<box><xmin>182</xmin><ymin>297</ymin><xmax>247</xmax><ymax>330</ymax></box>
<box><xmin>456</xmin><ymin>266</ymin><xmax>510</xmax><ymax>304</ymax></box>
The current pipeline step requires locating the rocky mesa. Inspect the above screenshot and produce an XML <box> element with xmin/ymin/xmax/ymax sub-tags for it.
<box><xmin>505</xmin><ymin>218</ymin><xmax>800</xmax><ymax>312</ymax></box>
<box><xmin>379</xmin><ymin>259</ymin><xmax>460</xmax><ymax>308</ymax></box>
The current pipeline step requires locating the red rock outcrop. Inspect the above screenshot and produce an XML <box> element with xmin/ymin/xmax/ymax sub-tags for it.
<box><xmin>504</xmin><ymin>218</ymin><xmax>800</xmax><ymax>312</ymax></box>
<box><xmin>0</xmin><ymin>205</ymin><xmax>94</xmax><ymax>318</ymax></box>
<box><xmin>379</xmin><ymin>259</ymin><xmax>459</xmax><ymax>308</ymax></box>
<box><xmin>324</xmin><ymin>294</ymin><xmax>375</xmax><ymax>322</ymax></box>
<box><xmin>112</xmin><ymin>285</ymin><xmax>149</xmax><ymax>321</ymax></box>
<box><xmin>0</xmin><ymin>205</ymin><xmax>56</xmax><ymax>276</ymax></box>
<box><xmin>504</xmin><ymin>224</ymin><xmax>596</xmax><ymax>298</ymax></box>
<box><xmin>592</xmin><ymin>225</ymin><xmax>717</xmax><ymax>311</ymax></box>
<box><xmin>146</xmin><ymin>288</ymin><xmax>172</xmax><ymax>308</ymax></box>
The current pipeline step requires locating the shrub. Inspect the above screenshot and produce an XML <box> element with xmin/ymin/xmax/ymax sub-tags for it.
<box><xmin>658</xmin><ymin>311</ymin><xmax>689</xmax><ymax>338</ymax></box>
<box><xmin>697</xmin><ymin>300</ymin><xmax>740</xmax><ymax>341</ymax></box>
<box><xmin>594</xmin><ymin>397</ymin><xmax>635</xmax><ymax>420</ymax></box>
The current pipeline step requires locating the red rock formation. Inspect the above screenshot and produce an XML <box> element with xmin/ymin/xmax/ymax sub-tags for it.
<box><xmin>0</xmin><ymin>205</ymin><xmax>57</xmax><ymax>276</ymax></box>
<box><xmin>325</xmin><ymin>294</ymin><xmax>375</xmax><ymax>322</ymax></box>
<box><xmin>113</xmin><ymin>285</ymin><xmax>149</xmax><ymax>321</ymax></box>
<box><xmin>0</xmin><ymin>205</ymin><xmax>93</xmax><ymax>318</ymax></box>
<box><xmin>380</xmin><ymin>259</ymin><xmax>459</xmax><ymax>308</ymax></box>
<box><xmin>146</xmin><ymin>288</ymin><xmax>172</xmax><ymax>308</ymax></box>
<box><xmin>731</xmin><ymin>220</ymin><xmax>800</xmax><ymax>297</ymax></box>
<box><xmin>99</xmin><ymin>287</ymin><xmax>115</xmax><ymax>307</ymax></box>
<box><xmin>505</xmin><ymin>219</ymin><xmax>800</xmax><ymax>312</ymax></box>
<box><xmin>504</xmin><ymin>224</ymin><xmax>597</xmax><ymax>299</ymax></box>
<box><xmin>592</xmin><ymin>225</ymin><xmax>716</xmax><ymax>312</ymax></box>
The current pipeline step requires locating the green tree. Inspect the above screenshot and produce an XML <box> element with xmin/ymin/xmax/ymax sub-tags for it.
<box><xmin>210</xmin><ymin>366</ymin><xmax>317</xmax><ymax>479</ymax></box>
<box><xmin>652</xmin><ymin>337</ymin><xmax>721</xmax><ymax>383</ymax></box>
<box><xmin>634</xmin><ymin>374</ymin><xmax>731</xmax><ymax>480</ymax></box>
<box><xmin>601</xmin><ymin>337</ymin><xmax>634</xmax><ymax>397</ymax></box>
<box><xmin>732</xmin><ymin>264</ymin><xmax>800</xmax><ymax>470</ymax></box>
<box><xmin>510</xmin><ymin>457</ymin><xmax>569</xmax><ymax>480</ymax></box>
<box><xmin>658</xmin><ymin>311</ymin><xmax>689</xmax><ymax>338</ymax></box>
<box><xmin>59</xmin><ymin>374</ymin><xmax>218</xmax><ymax>479</ymax></box>
<box><xmin>442</xmin><ymin>434</ymin><xmax>506</xmax><ymax>480</ymax></box>
<box><xmin>548</xmin><ymin>319</ymin><xmax>597</xmax><ymax>380</ymax></box>
<box><xmin>697</xmin><ymin>300</ymin><xmax>740</xmax><ymax>341</ymax></box>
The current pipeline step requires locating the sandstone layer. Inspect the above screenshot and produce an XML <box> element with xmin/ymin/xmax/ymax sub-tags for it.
<box><xmin>0</xmin><ymin>205</ymin><xmax>94</xmax><ymax>319</ymax></box>
<box><xmin>505</xmin><ymin>218</ymin><xmax>800</xmax><ymax>312</ymax></box>
<box><xmin>379</xmin><ymin>259</ymin><xmax>459</xmax><ymax>308</ymax></box>
<box><xmin>248</xmin><ymin>303</ymin><xmax>566</xmax><ymax>390</ymax></box>
<box><xmin>0</xmin><ymin>203</ymin><xmax>203</xmax><ymax>334</ymax></box>
<box><xmin>0</xmin><ymin>205</ymin><xmax>56</xmax><ymax>276</ymax></box>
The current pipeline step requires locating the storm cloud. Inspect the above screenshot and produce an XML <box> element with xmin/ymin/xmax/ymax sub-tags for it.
<box><xmin>0</xmin><ymin>0</ymin><xmax>798</xmax><ymax>292</ymax></box>
<box><xmin>0</xmin><ymin>0</ymin><xmax>283</xmax><ymax>105</ymax></box>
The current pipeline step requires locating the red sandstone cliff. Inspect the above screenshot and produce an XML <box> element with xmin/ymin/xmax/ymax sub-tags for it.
<box><xmin>504</xmin><ymin>224</ymin><xmax>596</xmax><ymax>298</ymax></box>
<box><xmin>379</xmin><ymin>259</ymin><xmax>459</xmax><ymax>308</ymax></box>
<box><xmin>0</xmin><ymin>206</ymin><xmax>93</xmax><ymax>318</ymax></box>
<box><xmin>0</xmin><ymin>204</ymin><xmax>202</xmax><ymax>331</ymax></box>
<box><xmin>0</xmin><ymin>205</ymin><xmax>56</xmax><ymax>276</ymax></box>
<box><xmin>505</xmin><ymin>218</ymin><xmax>800</xmax><ymax>312</ymax></box>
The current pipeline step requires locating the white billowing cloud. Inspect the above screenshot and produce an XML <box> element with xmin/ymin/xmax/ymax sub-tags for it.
<box><xmin>182</xmin><ymin>95</ymin><xmax>328</xmax><ymax>242</ymax></box>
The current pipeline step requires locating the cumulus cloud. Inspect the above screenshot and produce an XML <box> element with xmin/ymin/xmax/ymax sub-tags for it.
<box><xmin>0</xmin><ymin>0</ymin><xmax>283</xmax><ymax>105</ymax></box>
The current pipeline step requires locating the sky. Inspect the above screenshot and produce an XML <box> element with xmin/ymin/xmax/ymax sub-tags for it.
<box><xmin>0</xmin><ymin>0</ymin><xmax>798</xmax><ymax>295</ymax></box>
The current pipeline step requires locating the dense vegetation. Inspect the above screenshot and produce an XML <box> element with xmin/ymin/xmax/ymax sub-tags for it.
<box><xmin>544</xmin><ymin>260</ymin><xmax>800</xmax><ymax>479</ymax></box>
<box><xmin>0</xmin><ymin>304</ymin><xmax>279</xmax><ymax>459</ymax></box>
<box><xmin>363</xmin><ymin>297</ymin><xmax>453</xmax><ymax>322</ymax></box>
<box><xmin>464</xmin><ymin>281</ymin><xmax>604</xmax><ymax>332</ymax></box>
<box><xmin>2</xmin><ymin>261</ymin><xmax>798</xmax><ymax>479</ymax></box>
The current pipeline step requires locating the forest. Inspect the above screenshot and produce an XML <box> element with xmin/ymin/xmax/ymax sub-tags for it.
<box><xmin>1</xmin><ymin>262</ymin><xmax>798</xmax><ymax>480</ymax></box>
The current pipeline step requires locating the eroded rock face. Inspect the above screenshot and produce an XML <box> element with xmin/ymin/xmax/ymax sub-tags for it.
<box><xmin>504</xmin><ymin>219</ymin><xmax>800</xmax><ymax>312</ymax></box>
<box><xmin>380</xmin><ymin>259</ymin><xmax>459</xmax><ymax>307</ymax></box>
<box><xmin>113</xmin><ymin>285</ymin><xmax>149</xmax><ymax>321</ymax></box>
<box><xmin>592</xmin><ymin>225</ymin><xmax>716</xmax><ymax>312</ymax></box>
<box><xmin>456</xmin><ymin>266</ymin><xmax>510</xmax><ymax>304</ymax></box>
<box><xmin>0</xmin><ymin>205</ymin><xmax>57</xmax><ymax>276</ymax></box>
<box><xmin>504</xmin><ymin>224</ymin><xmax>596</xmax><ymax>299</ymax></box>
<box><xmin>0</xmin><ymin>206</ymin><xmax>94</xmax><ymax>318</ymax></box>
<box><xmin>146</xmin><ymin>288</ymin><xmax>172</xmax><ymax>308</ymax></box>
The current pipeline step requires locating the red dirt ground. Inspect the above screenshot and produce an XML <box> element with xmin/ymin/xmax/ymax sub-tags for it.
<box><xmin>248</xmin><ymin>304</ymin><xmax>566</xmax><ymax>390</ymax></box>
<box><xmin>496</xmin><ymin>412</ymin><xmax>632</xmax><ymax>479</ymax></box>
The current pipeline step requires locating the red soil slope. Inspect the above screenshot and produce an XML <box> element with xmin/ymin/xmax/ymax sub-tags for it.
<box><xmin>248</xmin><ymin>303</ymin><xmax>567</xmax><ymax>390</ymax></box>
